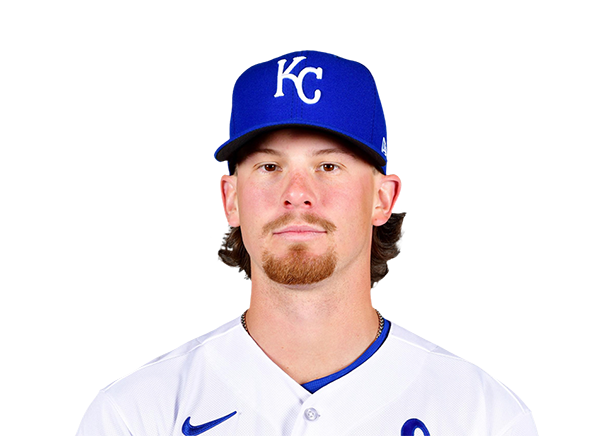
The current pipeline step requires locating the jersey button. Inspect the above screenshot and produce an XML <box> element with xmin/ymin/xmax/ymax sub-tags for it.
<box><xmin>304</xmin><ymin>408</ymin><xmax>320</xmax><ymax>421</ymax></box>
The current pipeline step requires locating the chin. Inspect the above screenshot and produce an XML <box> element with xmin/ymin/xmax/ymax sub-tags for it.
<box><xmin>261</xmin><ymin>246</ymin><xmax>337</xmax><ymax>286</ymax></box>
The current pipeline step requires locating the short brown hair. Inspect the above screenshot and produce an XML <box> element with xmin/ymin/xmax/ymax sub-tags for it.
<box><xmin>218</xmin><ymin>212</ymin><xmax>405</xmax><ymax>287</ymax></box>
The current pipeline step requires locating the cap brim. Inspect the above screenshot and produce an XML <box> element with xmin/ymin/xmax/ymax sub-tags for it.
<box><xmin>215</xmin><ymin>123</ymin><xmax>386</xmax><ymax>171</ymax></box>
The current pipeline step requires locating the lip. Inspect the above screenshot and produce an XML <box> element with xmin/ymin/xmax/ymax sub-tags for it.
<box><xmin>273</xmin><ymin>225</ymin><xmax>327</xmax><ymax>240</ymax></box>
<box><xmin>274</xmin><ymin>225</ymin><xmax>325</xmax><ymax>234</ymax></box>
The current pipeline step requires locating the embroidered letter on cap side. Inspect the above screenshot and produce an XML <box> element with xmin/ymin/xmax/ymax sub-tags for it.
<box><xmin>274</xmin><ymin>56</ymin><xmax>323</xmax><ymax>104</ymax></box>
<box><xmin>381</xmin><ymin>137</ymin><xmax>387</xmax><ymax>157</ymax></box>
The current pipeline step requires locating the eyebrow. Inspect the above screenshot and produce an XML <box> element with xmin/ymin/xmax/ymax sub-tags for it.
<box><xmin>312</xmin><ymin>148</ymin><xmax>357</xmax><ymax>158</ymax></box>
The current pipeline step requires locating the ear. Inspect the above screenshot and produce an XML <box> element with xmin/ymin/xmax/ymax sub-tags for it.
<box><xmin>372</xmin><ymin>174</ymin><xmax>401</xmax><ymax>226</ymax></box>
<box><xmin>221</xmin><ymin>175</ymin><xmax>240</xmax><ymax>227</ymax></box>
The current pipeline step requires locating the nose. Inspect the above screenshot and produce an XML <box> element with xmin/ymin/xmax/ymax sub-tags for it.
<box><xmin>282</xmin><ymin>171</ymin><xmax>315</xmax><ymax>209</ymax></box>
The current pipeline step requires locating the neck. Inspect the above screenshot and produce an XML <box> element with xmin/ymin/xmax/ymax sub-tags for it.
<box><xmin>243</xmin><ymin>269</ymin><xmax>380</xmax><ymax>385</ymax></box>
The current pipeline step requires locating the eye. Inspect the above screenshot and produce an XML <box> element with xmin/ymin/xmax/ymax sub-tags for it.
<box><xmin>319</xmin><ymin>163</ymin><xmax>339</xmax><ymax>172</ymax></box>
<box><xmin>259</xmin><ymin>163</ymin><xmax>280</xmax><ymax>172</ymax></box>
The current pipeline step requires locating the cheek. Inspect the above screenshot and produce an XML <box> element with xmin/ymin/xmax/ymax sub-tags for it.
<box><xmin>236</xmin><ymin>182</ymin><xmax>274</xmax><ymax>244</ymax></box>
<box><xmin>237</xmin><ymin>182</ymin><xmax>272</xmax><ymax>216</ymax></box>
<box><xmin>325</xmin><ymin>182</ymin><xmax>374</xmax><ymax>226</ymax></box>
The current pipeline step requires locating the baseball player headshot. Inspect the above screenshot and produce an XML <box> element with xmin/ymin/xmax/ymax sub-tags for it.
<box><xmin>76</xmin><ymin>50</ymin><xmax>539</xmax><ymax>435</ymax></box>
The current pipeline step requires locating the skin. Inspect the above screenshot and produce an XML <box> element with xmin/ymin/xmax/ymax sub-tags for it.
<box><xmin>221</xmin><ymin>128</ymin><xmax>401</xmax><ymax>384</ymax></box>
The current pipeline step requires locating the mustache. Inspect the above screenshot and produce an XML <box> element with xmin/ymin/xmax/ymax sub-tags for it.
<box><xmin>262</xmin><ymin>213</ymin><xmax>337</xmax><ymax>237</ymax></box>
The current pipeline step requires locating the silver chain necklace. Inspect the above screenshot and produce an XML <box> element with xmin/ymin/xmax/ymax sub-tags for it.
<box><xmin>241</xmin><ymin>309</ymin><xmax>384</xmax><ymax>340</ymax></box>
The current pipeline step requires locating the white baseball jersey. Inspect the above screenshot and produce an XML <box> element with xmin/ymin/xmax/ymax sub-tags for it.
<box><xmin>77</xmin><ymin>318</ymin><xmax>538</xmax><ymax>435</ymax></box>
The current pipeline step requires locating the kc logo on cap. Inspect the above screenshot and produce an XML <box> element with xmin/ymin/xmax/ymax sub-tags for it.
<box><xmin>274</xmin><ymin>56</ymin><xmax>323</xmax><ymax>105</ymax></box>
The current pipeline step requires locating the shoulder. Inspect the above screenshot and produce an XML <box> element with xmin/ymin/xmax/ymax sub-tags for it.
<box><xmin>101</xmin><ymin>318</ymin><xmax>242</xmax><ymax>400</ymax></box>
<box><xmin>386</xmin><ymin>322</ymin><xmax>442</xmax><ymax>353</ymax></box>
<box><xmin>380</xmin><ymin>323</ymin><xmax>536</xmax><ymax>435</ymax></box>
<box><xmin>78</xmin><ymin>319</ymin><xmax>245</xmax><ymax>435</ymax></box>
<box><xmin>384</xmin><ymin>322</ymin><xmax>531</xmax><ymax>421</ymax></box>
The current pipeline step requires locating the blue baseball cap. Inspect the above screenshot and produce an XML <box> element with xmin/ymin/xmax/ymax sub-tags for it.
<box><xmin>214</xmin><ymin>50</ymin><xmax>389</xmax><ymax>174</ymax></box>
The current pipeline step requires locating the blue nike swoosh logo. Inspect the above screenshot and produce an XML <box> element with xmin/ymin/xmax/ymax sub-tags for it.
<box><xmin>182</xmin><ymin>412</ymin><xmax>237</xmax><ymax>435</ymax></box>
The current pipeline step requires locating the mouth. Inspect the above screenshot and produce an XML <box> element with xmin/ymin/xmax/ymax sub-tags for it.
<box><xmin>272</xmin><ymin>225</ymin><xmax>327</xmax><ymax>241</ymax></box>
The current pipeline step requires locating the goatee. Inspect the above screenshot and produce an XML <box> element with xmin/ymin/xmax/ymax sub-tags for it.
<box><xmin>262</xmin><ymin>243</ymin><xmax>337</xmax><ymax>285</ymax></box>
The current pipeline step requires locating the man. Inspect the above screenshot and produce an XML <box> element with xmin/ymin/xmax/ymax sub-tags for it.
<box><xmin>77</xmin><ymin>50</ymin><xmax>538</xmax><ymax>435</ymax></box>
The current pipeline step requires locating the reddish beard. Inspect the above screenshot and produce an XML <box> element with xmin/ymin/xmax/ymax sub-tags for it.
<box><xmin>262</xmin><ymin>243</ymin><xmax>337</xmax><ymax>285</ymax></box>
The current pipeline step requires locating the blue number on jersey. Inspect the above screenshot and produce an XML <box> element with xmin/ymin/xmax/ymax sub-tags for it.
<box><xmin>401</xmin><ymin>418</ymin><xmax>430</xmax><ymax>436</ymax></box>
